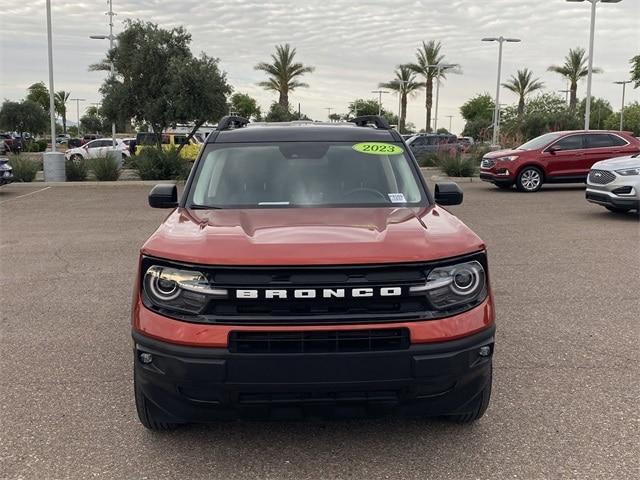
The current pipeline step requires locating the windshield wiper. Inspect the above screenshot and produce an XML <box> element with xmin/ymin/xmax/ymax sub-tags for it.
<box><xmin>189</xmin><ymin>204</ymin><xmax>223</xmax><ymax>210</ymax></box>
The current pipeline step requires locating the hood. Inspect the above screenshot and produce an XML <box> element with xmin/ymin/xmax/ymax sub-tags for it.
<box><xmin>142</xmin><ymin>206</ymin><xmax>485</xmax><ymax>266</ymax></box>
<box><xmin>483</xmin><ymin>148</ymin><xmax>523</xmax><ymax>159</ymax></box>
<box><xmin>593</xmin><ymin>155</ymin><xmax>640</xmax><ymax>171</ymax></box>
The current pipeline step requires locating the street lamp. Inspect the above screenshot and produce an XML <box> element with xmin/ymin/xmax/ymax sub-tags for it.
<box><xmin>325</xmin><ymin>107</ymin><xmax>333</xmax><ymax>121</ymax></box>
<box><xmin>371</xmin><ymin>90</ymin><xmax>388</xmax><ymax>116</ymax></box>
<box><xmin>445</xmin><ymin>115</ymin><xmax>454</xmax><ymax>132</ymax></box>
<box><xmin>482</xmin><ymin>37</ymin><xmax>521</xmax><ymax>146</ymax></box>
<box><xmin>566</xmin><ymin>0</ymin><xmax>623</xmax><ymax>130</ymax></box>
<box><xmin>613</xmin><ymin>80</ymin><xmax>632</xmax><ymax>131</ymax></box>
<box><xmin>90</xmin><ymin>0</ymin><xmax>117</xmax><ymax>151</ymax></box>
<box><xmin>69</xmin><ymin>98</ymin><xmax>85</xmax><ymax>136</ymax></box>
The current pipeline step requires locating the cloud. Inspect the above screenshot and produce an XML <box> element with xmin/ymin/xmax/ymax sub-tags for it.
<box><xmin>0</xmin><ymin>0</ymin><xmax>637</xmax><ymax>133</ymax></box>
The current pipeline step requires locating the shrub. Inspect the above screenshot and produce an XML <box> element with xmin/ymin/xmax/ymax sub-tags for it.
<box><xmin>7</xmin><ymin>156</ymin><xmax>39</xmax><ymax>182</ymax></box>
<box><xmin>23</xmin><ymin>140</ymin><xmax>48</xmax><ymax>152</ymax></box>
<box><xmin>132</xmin><ymin>147</ymin><xmax>189</xmax><ymax>180</ymax></box>
<box><xmin>438</xmin><ymin>154</ymin><xmax>478</xmax><ymax>178</ymax></box>
<box><xmin>91</xmin><ymin>156</ymin><xmax>121</xmax><ymax>181</ymax></box>
<box><xmin>416</xmin><ymin>152</ymin><xmax>440</xmax><ymax>167</ymax></box>
<box><xmin>65</xmin><ymin>157</ymin><xmax>88</xmax><ymax>181</ymax></box>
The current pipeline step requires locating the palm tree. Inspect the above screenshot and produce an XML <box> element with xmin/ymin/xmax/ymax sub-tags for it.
<box><xmin>502</xmin><ymin>69</ymin><xmax>545</xmax><ymax>116</ymax></box>
<box><xmin>409</xmin><ymin>41</ymin><xmax>455</xmax><ymax>132</ymax></box>
<box><xmin>379</xmin><ymin>65</ymin><xmax>422</xmax><ymax>133</ymax></box>
<box><xmin>255</xmin><ymin>44</ymin><xmax>315</xmax><ymax>109</ymax></box>
<box><xmin>54</xmin><ymin>91</ymin><xmax>70</xmax><ymax>133</ymax></box>
<box><xmin>548</xmin><ymin>47</ymin><xmax>602</xmax><ymax>112</ymax></box>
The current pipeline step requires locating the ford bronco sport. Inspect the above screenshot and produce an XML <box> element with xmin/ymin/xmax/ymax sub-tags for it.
<box><xmin>132</xmin><ymin>115</ymin><xmax>495</xmax><ymax>430</ymax></box>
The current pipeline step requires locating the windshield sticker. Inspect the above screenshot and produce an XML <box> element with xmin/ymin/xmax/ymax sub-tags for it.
<box><xmin>388</xmin><ymin>193</ymin><xmax>406</xmax><ymax>203</ymax></box>
<box><xmin>353</xmin><ymin>142</ymin><xmax>404</xmax><ymax>155</ymax></box>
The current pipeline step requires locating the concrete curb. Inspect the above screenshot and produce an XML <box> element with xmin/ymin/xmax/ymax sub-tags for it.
<box><xmin>7</xmin><ymin>180</ymin><xmax>182</xmax><ymax>187</ymax></box>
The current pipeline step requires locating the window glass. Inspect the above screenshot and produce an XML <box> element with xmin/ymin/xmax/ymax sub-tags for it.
<box><xmin>189</xmin><ymin>142</ymin><xmax>426</xmax><ymax>208</ymax></box>
<box><xmin>518</xmin><ymin>132</ymin><xmax>564</xmax><ymax>150</ymax></box>
<box><xmin>553</xmin><ymin>135</ymin><xmax>584</xmax><ymax>151</ymax></box>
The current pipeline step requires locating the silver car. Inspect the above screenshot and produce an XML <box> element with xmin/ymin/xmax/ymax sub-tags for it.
<box><xmin>586</xmin><ymin>154</ymin><xmax>640</xmax><ymax>213</ymax></box>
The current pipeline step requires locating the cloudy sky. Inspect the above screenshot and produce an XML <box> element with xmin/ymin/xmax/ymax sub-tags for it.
<box><xmin>0</xmin><ymin>0</ymin><xmax>638</xmax><ymax>133</ymax></box>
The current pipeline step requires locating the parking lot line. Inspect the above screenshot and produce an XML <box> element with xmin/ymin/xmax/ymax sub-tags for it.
<box><xmin>0</xmin><ymin>186</ymin><xmax>51</xmax><ymax>205</ymax></box>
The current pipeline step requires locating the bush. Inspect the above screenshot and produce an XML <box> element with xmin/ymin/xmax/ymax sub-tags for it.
<box><xmin>91</xmin><ymin>156</ymin><xmax>121</xmax><ymax>181</ymax></box>
<box><xmin>7</xmin><ymin>156</ymin><xmax>39</xmax><ymax>182</ymax></box>
<box><xmin>416</xmin><ymin>152</ymin><xmax>440</xmax><ymax>167</ymax></box>
<box><xmin>24</xmin><ymin>140</ymin><xmax>47</xmax><ymax>152</ymax></box>
<box><xmin>65</xmin><ymin>157</ymin><xmax>88</xmax><ymax>181</ymax></box>
<box><xmin>438</xmin><ymin>154</ymin><xmax>478</xmax><ymax>177</ymax></box>
<box><xmin>132</xmin><ymin>147</ymin><xmax>188</xmax><ymax>180</ymax></box>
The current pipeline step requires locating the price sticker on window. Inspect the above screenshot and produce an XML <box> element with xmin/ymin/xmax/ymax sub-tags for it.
<box><xmin>352</xmin><ymin>143</ymin><xmax>404</xmax><ymax>155</ymax></box>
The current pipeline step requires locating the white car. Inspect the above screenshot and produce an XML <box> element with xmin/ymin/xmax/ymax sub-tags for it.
<box><xmin>586</xmin><ymin>154</ymin><xmax>640</xmax><ymax>213</ymax></box>
<box><xmin>65</xmin><ymin>138</ymin><xmax>130</xmax><ymax>163</ymax></box>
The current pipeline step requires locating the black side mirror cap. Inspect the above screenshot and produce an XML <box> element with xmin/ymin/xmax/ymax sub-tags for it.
<box><xmin>148</xmin><ymin>184</ymin><xmax>178</xmax><ymax>208</ymax></box>
<box><xmin>547</xmin><ymin>145</ymin><xmax>560</xmax><ymax>154</ymax></box>
<box><xmin>434</xmin><ymin>182</ymin><xmax>463</xmax><ymax>206</ymax></box>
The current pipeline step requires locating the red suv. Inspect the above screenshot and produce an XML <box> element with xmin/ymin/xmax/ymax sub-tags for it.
<box><xmin>132</xmin><ymin>116</ymin><xmax>495</xmax><ymax>430</ymax></box>
<box><xmin>480</xmin><ymin>130</ymin><xmax>640</xmax><ymax>192</ymax></box>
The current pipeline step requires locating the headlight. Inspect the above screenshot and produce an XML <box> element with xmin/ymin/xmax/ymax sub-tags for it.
<box><xmin>142</xmin><ymin>265</ymin><xmax>227</xmax><ymax>314</ymax></box>
<box><xmin>409</xmin><ymin>260</ymin><xmax>486</xmax><ymax>310</ymax></box>
<box><xmin>498</xmin><ymin>155</ymin><xmax>518</xmax><ymax>162</ymax></box>
<box><xmin>615</xmin><ymin>167</ymin><xmax>640</xmax><ymax>176</ymax></box>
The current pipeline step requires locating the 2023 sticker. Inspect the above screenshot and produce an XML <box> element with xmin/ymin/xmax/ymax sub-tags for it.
<box><xmin>352</xmin><ymin>142</ymin><xmax>404</xmax><ymax>155</ymax></box>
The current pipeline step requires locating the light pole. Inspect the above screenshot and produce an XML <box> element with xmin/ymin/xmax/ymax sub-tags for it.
<box><xmin>90</xmin><ymin>0</ymin><xmax>117</xmax><ymax>151</ymax></box>
<box><xmin>371</xmin><ymin>90</ymin><xmax>388</xmax><ymax>116</ymax></box>
<box><xmin>69</xmin><ymin>98</ymin><xmax>85</xmax><ymax>136</ymax></box>
<box><xmin>566</xmin><ymin>0</ymin><xmax>622</xmax><ymax>129</ymax></box>
<box><xmin>558</xmin><ymin>89</ymin><xmax>571</xmax><ymax>105</ymax></box>
<box><xmin>325</xmin><ymin>107</ymin><xmax>333</xmax><ymax>121</ymax></box>
<box><xmin>482</xmin><ymin>37</ymin><xmax>520</xmax><ymax>146</ymax></box>
<box><xmin>445</xmin><ymin>115</ymin><xmax>454</xmax><ymax>132</ymax></box>
<box><xmin>45</xmin><ymin>0</ymin><xmax>56</xmax><ymax>151</ymax></box>
<box><xmin>614</xmin><ymin>80</ymin><xmax>632</xmax><ymax>131</ymax></box>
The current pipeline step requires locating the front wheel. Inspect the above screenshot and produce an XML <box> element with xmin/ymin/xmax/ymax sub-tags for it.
<box><xmin>134</xmin><ymin>370</ymin><xmax>180</xmax><ymax>431</ymax></box>
<box><xmin>516</xmin><ymin>167</ymin><xmax>543</xmax><ymax>192</ymax></box>
<box><xmin>446</xmin><ymin>367</ymin><xmax>492</xmax><ymax>423</ymax></box>
<box><xmin>605</xmin><ymin>206</ymin><xmax>631</xmax><ymax>213</ymax></box>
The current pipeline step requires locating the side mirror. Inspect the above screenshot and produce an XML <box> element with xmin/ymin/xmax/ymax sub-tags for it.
<box><xmin>148</xmin><ymin>184</ymin><xmax>178</xmax><ymax>208</ymax></box>
<box><xmin>434</xmin><ymin>182</ymin><xmax>463</xmax><ymax>206</ymax></box>
<box><xmin>547</xmin><ymin>145</ymin><xmax>560</xmax><ymax>154</ymax></box>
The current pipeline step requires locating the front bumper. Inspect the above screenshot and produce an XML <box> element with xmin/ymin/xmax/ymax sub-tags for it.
<box><xmin>133</xmin><ymin>324</ymin><xmax>495</xmax><ymax>422</ymax></box>
<box><xmin>586</xmin><ymin>181</ymin><xmax>640</xmax><ymax>210</ymax></box>
<box><xmin>0</xmin><ymin>170</ymin><xmax>13</xmax><ymax>185</ymax></box>
<box><xmin>480</xmin><ymin>170</ymin><xmax>513</xmax><ymax>185</ymax></box>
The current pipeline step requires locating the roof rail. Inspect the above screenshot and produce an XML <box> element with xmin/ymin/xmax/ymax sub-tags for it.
<box><xmin>348</xmin><ymin>115</ymin><xmax>391</xmax><ymax>130</ymax></box>
<box><xmin>216</xmin><ymin>115</ymin><xmax>250</xmax><ymax>131</ymax></box>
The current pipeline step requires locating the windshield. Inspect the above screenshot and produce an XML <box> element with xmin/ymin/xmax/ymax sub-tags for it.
<box><xmin>517</xmin><ymin>132</ymin><xmax>564</xmax><ymax>151</ymax></box>
<box><xmin>188</xmin><ymin>142</ymin><xmax>427</xmax><ymax>208</ymax></box>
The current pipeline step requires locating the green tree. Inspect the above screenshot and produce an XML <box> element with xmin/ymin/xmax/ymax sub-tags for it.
<box><xmin>80</xmin><ymin>106</ymin><xmax>104</xmax><ymax>133</ymax></box>
<box><xmin>460</xmin><ymin>93</ymin><xmax>494</xmax><ymax>139</ymax></box>
<box><xmin>578</xmin><ymin>97</ymin><xmax>612</xmax><ymax>130</ymax></box>
<box><xmin>255</xmin><ymin>44</ymin><xmax>315</xmax><ymax>109</ymax></box>
<box><xmin>379</xmin><ymin>65</ymin><xmax>422</xmax><ymax>133</ymax></box>
<box><xmin>328</xmin><ymin>113</ymin><xmax>342</xmax><ymax>122</ymax></box>
<box><xmin>230</xmin><ymin>92</ymin><xmax>261</xmax><ymax>120</ymax></box>
<box><xmin>54</xmin><ymin>90</ymin><xmax>70</xmax><ymax>133</ymax></box>
<box><xmin>347</xmin><ymin>98</ymin><xmax>397</xmax><ymax>125</ymax></box>
<box><xmin>26</xmin><ymin>82</ymin><xmax>50</xmax><ymax>112</ymax></box>
<box><xmin>95</xmin><ymin>20</ymin><xmax>192</xmax><ymax>141</ymax></box>
<box><xmin>548</xmin><ymin>47</ymin><xmax>602</xmax><ymax>111</ymax></box>
<box><xmin>409</xmin><ymin>41</ymin><xmax>455</xmax><ymax>132</ymax></box>
<box><xmin>605</xmin><ymin>101</ymin><xmax>640</xmax><ymax>135</ymax></box>
<box><xmin>0</xmin><ymin>100</ymin><xmax>49</xmax><ymax>135</ymax></box>
<box><xmin>264</xmin><ymin>102</ymin><xmax>311</xmax><ymax>122</ymax></box>
<box><xmin>502</xmin><ymin>69</ymin><xmax>544</xmax><ymax>115</ymax></box>
<box><xmin>631</xmin><ymin>55</ymin><xmax>640</xmax><ymax>89</ymax></box>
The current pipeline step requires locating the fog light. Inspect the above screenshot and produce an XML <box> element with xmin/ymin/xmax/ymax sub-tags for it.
<box><xmin>139</xmin><ymin>352</ymin><xmax>153</xmax><ymax>364</ymax></box>
<box><xmin>478</xmin><ymin>346</ymin><xmax>491</xmax><ymax>357</ymax></box>
<box><xmin>496</xmin><ymin>169</ymin><xmax>510</xmax><ymax>176</ymax></box>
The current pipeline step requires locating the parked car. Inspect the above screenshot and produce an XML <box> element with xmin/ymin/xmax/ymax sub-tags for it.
<box><xmin>135</xmin><ymin>132</ymin><xmax>201</xmax><ymax>161</ymax></box>
<box><xmin>585</xmin><ymin>154</ymin><xmax>640</xmax><ymax>213</ymax></box>
<box><xmin>457</xmin><ymin>136</ymin><xmax>474</xmax><ymax>153</ymax></box>
<box><xmin>480</xmin><ymin>130</ymin><xmax>640</xmax><ymax>192</ymax></box>
<box><xmin>1</xmin><ymin>133</ymin><xmax>22</xmax><ymax>153</ymax></box>
<box><xmin>122</xmin><ymin>137</ymin><xmax>137</xmax><ymax>155</ymax></box>
<box><xmin>81</xmin><ymin>134</ymin><xmax>100</xmax><ymax>145</ymax></box>
<box><xmin>406</xmin><ymin>133</ymin><xmax>459</xmax><ymax>157</ymax></box>
<box><xmin>56</xmin><ymin>134</ymin><xmax>71</xmax><ymax>144</ymax></box>
<box><xmin>65</xmin><ymin>138</ymin><xmax>130</xmax><ymax>162</ymax></box>
<box><xmin>0</xmin><ymin>156</ymin><xmax>13</xmax><ymax>185</ymax></box>
<box><xmin>132</xmin><ymin>115</ymin><xmax>495</xmax><ymax>430</ymax></box>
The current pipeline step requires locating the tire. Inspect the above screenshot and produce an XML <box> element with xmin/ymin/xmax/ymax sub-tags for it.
<box><xmin>446</xmin><ymin>367</ymin><xmax>492</xmax><ymax>424</ymax></box>
<box><xmin>605</xmin><ymin>206</ymin><xmax>631</xmax><ymax>213</ymax></box>
<box><xmin>134</xmin><ymin>370</ymin><xmax>180</xmax><ymax>431</ymax></box>
<box><xmin>70</xmin><ymin>154</ymin><xmax>83</xmax><ymax>166</ymax></box>
<box><xmin>516</xmin><ymin>167</ymin><xmax>543</xmax><ymax>192</ymax></box>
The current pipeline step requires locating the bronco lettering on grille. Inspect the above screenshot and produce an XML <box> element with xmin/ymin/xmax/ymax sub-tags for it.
<box><xmin>235</xmin><ymin>287</ymin><xmax>402</xmax><ymax>299</ymax></box>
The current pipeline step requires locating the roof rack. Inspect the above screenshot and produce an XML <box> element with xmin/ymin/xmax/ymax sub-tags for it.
<box><xmin>216</xmin><ymin>115</ymin><xmax>250</xmax><ymax>131</ymax></box>
<box><xmin>348</xmin><ymin>115</ymin><xmax>391</xmax><ymax>130</ymax></box>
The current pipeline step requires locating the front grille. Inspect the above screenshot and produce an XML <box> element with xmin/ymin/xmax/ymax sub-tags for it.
<box><xmin>588</xmin><ymin>169</ymin><xmax>616</xmax><ymax>184</ymax></box>
<box><xmin>481</xmin><ymin>158</ymin><xmax>495</xmax><ymax>168</ymax></box>
<box><xmin>228</xmin><ymin>328</ymin><xmax>410</xmax><ymax>353</ymax></box>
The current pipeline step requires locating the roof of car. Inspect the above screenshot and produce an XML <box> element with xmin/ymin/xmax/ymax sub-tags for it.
<box><xmin>209</xmin><ymin>122</ymin><xmax>400</xmax><ymax>144</ymax></box>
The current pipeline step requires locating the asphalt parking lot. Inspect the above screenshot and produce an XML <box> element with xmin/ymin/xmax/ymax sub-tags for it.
<box><xmin>1</xmin><ymin>181</ymin><xmax>638</xmax><ymax>479</ymax></box>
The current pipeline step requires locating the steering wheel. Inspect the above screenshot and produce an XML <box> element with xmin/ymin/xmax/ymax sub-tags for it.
<box><xmin>343</xmin><ymin>187</ymin><xmax>388</xmax><ymax>202</ymax></box>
